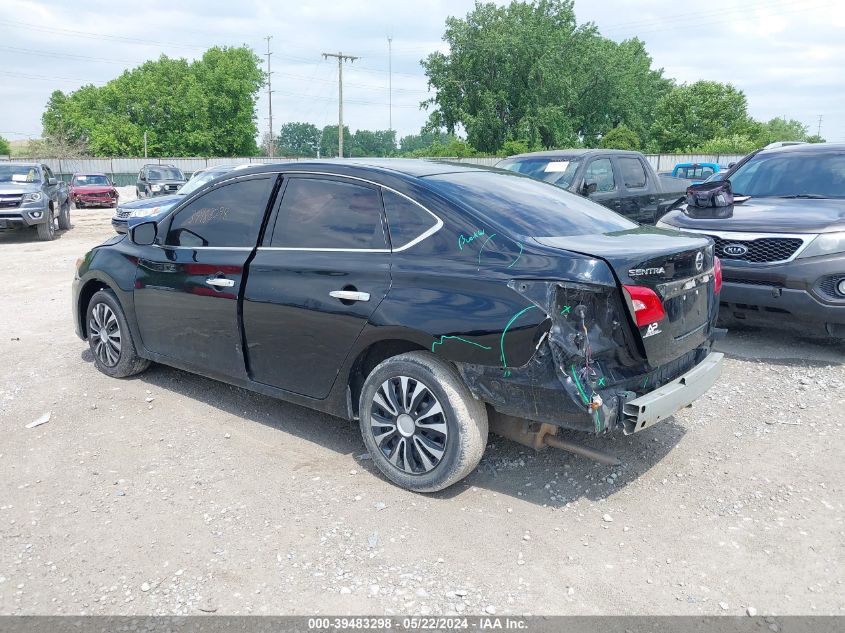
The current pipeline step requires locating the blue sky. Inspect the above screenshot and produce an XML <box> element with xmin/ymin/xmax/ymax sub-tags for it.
<box><xmin>1</xmin><ymin>0</ymin><xmax>843</xmax><ymax>146</ymax></box>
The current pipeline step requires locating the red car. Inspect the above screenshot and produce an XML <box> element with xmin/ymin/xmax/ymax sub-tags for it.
<box><xmin>69</xmin><ymin>173</ymin><xmax>119</xmax><ymax>208</ymax></box>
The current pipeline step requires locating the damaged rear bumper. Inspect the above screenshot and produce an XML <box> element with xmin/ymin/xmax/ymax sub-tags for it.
<box><xmin>621</xmin><ymin>352</ymin><xmax>723</xmax><ymax>434</ymax></box>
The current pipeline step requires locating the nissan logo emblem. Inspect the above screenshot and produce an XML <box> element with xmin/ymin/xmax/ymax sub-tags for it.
<box><xmin>694</xmin><ymin>251</ymin><xmax>704</xmax><ymax>272</ymax></box>
<box><xmin>723</xmin><ymin>243</ymin><xmax>749</xmax><ymax>257</ymax></box>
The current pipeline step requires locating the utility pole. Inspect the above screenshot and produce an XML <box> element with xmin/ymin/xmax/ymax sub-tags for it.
<box><xmin>322</xmin><ymin>51</ymin><xmax>358</xmax><ymax>157</ymax></box>
<box><xmin>387</xmin><ymin>36</ymin><xmax>393</xmax><ymax>134</ymax></box>
<box><xmin>817</xmin><ymin>114</ymin><xmax>823</xmax><ymax>137</ymax></box>
<box><xmin>264</xmin><ymin>35</ymin><xmax>274</xmax><ymax>158</ymax></box>
<box><xmin>143</xmin><ymin>131</ymin><xmax>147</xmax><ymax>158</ymax></box>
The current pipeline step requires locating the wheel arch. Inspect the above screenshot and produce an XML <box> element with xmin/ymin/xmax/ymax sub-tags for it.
<box><xmin>77</xmin><ymin>277</ymin><xmax>117</xmax><ymax>339</ymax></box>
<box><xmin>346</xmin><ymin>338</ymin><xmax>429</xmax><ymax>419</ymax></box>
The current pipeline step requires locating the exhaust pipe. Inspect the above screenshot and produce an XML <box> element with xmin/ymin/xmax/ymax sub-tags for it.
<box><xmin>488</xmin><ymin>412</ymin><xmax>620</xmax><ymax>466</ymax></box>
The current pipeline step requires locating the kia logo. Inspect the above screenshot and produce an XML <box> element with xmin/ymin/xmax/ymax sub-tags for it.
<box><xmin>723</xmin><ymin>243</ymin><xmax>749</xmax><ymax>257</ymax></box>
<box><xmin>695</xmin><ymin>251</ymin><xmax>704</xmax><ymax>272</ymax></box>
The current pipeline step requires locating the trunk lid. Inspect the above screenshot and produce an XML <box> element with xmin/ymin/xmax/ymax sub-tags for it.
<box><xmin>534</xmin><ymin>227</ymin><xmax>717</xmax><ymax>367</ymax></box>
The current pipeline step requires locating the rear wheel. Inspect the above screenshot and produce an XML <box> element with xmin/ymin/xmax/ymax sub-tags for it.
<box><xmin>86</xmin><ymin>289</ymin><xmax>150</xmax><ymax>378</ymax></box>
<box><xmin>35</xmin><ymin>211</ymin><xmax>55</xmax><ymax>241</ymax></box>
<box><xmin>57</xmin><ymin>201</ymin><xmax>71</xmax><ymax>230</ymax></box>
<box><xmin>359</xmin><ymin>351</ymin><xmax>488</xmax><ymax>493</ymax></box>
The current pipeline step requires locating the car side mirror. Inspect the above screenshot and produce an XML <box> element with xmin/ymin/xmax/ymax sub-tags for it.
<box><xmin>727</xmin><ymin>162</ymin><xmax>736</xmax><ymax>169</ymax></box>
<box><xmin>130</xmin><ymin>221</ymin><xmax>157</xmax><ymax>246</ymax></box>
<box><xmin>582</xmin><ymin>180</ymin><xmax>598</xmax><ymax>196</ymax></box>
<box><xmin>48</xmin><ymin>177</ymin><xmax>57</xmax><ymax>186</ymax></box>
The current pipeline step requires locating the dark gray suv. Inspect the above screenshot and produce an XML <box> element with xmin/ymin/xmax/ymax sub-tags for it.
<box><xmin>657</xmin><ymin>143</ymin><xmax>845</xmax><ymax>339</ymax></box>
<box><xmin>136</xmin><ymin>164</ymin><xmax>186</xmax><ymax>198</ymax></box>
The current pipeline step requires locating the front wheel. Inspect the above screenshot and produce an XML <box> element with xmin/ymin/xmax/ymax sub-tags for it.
<box><xmin>57</xmin><ymin>201</ymin><xmax>71</xmax><ymax>230</ymax></box>
<box><xmin>86</xmin><ymin>289</ymin><xmax>150</xmax><ymax>378</ymax></box>
<box><xmin>35</xmin><ymin>213</ymin><xmax>55</xmax><ymax>241</ymax></box>
<box><xmin>359</xmin><ymin>351</ymin><xmax>488</xmax><ymax>492</ymax></box>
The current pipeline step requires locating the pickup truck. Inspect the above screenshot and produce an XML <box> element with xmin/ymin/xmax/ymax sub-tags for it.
<box><xmin>0</xmin><ymin>162</ymin><xmax>71</xmax><ymax>241</ymax></box>
<box><xmin>497</xmin><ymin>149</ymin><xmax>691</xmax><ymax>224</ymax></box>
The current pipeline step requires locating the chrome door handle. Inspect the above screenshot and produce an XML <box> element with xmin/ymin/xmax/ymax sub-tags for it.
<box><xmin>205</xmin><ymin>277</ymin><xmax>235</xmax><ymax>288</ymax></box>
<box><xmin>330</xmin><ymin>290</ymin><xmax>370</xmax><ymax>302</ymax></box>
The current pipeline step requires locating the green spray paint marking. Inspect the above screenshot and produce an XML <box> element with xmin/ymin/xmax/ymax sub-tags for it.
<box><xmin>431</xmin><ymin>336</ymin><xmax>493</xmax><ymax>353</ymax></box>
<box><xmin>560</xmin><ymin>305</ymin><xmax>571</xmax><ymax>316</ymax></box>
<box><xmin>569</xmin><ymin>365</ymin><xmax>590</xmax><ymax>405</ymax></box>
<box><xmin>597</xmin><ymin>376</ymin><xmax>606</xmax><ymax>387</ymax></box>
<box><xmin>594</xmin><ymin>409</ymin><xmax>602</xmax><ymax>434</ymax></box>
<box><xmin>506</xmin><ymin>242</ymin><xmax>524</xmax><ymax>269</ymax></box>
<box><xmin>458</xmin><ymin>229</ymin><xmax>485</xmax><ymax>250</ymax></box>
<box><xmin>642</xmin><ymin>376</ymin><xmax>649</xmax><ymax>389</ymax></box>
<box><xmin>500</xmin><ymin>305</ymin><xmax>538</xmax><ymax>370</ymax></box>
<box><xmin>477</xmin><ymin>233</ymin><xmax>497</xmax><ymax>266</ymax></box>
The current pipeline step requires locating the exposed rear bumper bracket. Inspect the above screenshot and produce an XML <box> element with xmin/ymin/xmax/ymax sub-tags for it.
<box><xmin>622</xmin><ymin>352</ymin><xmax>724</xmax><ymax>434</ymax></box>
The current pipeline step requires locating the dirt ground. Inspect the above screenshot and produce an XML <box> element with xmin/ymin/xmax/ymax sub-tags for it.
<box><xmin>1</xmin><ymin>197</ymin><xmax>843</xmax><ymax>617</ymax></box>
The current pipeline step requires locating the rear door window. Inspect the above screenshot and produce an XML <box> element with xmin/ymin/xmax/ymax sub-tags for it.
<box><xmin>165</xmin><ymin>176</ymin><xmax>274</xmax><ymax>248</ymax></box>
<box><xmin>381</xmin><ymin>189</ymin><xmax>439</xmax><ymax>250</ymax></box>
<box><xmin>270</xmin><ymin>177</ymin><xmax>387</xmax><ymax>250</ymax></box>
<box><xmin>618</xmin><ymin>157</ymin><xmax>647</xmax><ymax>189</ymax></box>
<box><xmin>584</xmin><ymin>158</ymin><xmax>616</xmax><ymax>192</ymax></box>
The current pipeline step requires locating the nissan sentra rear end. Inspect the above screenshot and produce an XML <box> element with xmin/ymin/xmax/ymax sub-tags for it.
<box><xmin>422</xmin><ymin>168</ymin><xmax>724</xmax><ymax>443</ymax></box>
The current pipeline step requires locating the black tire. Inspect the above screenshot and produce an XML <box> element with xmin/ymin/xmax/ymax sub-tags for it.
<box><xmin>86</xmin><ymin>289</ymin><xmax>150</xmax><ymax>378</ymax></box>
<box><xmin>35</xmin><ymin>212</ymin><xmax>55</xmax><ymax>241</ymax></box>
<box><xmin>359</xmin><ymin>351</ymin><xmax>488</xmax><ymax>492</ymax></box>
<box><xmin>57</xmin><ymin>201</ymin><xmax>71</xmax><ymax>230</ymax></box>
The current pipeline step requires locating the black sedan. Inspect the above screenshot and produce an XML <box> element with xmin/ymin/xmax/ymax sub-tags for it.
<box><xmin>658</xmin><ymin>143</ymin><xmax>845</xmax><ymax>339</ymax></box>
<box><xmin>73</xmin><ymin>160</ymin><xmax>723</xmax><ymax>492</ymax></box>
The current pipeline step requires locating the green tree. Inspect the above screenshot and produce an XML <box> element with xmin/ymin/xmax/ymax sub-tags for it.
<box><xmin>499</xmin><ymin>139</ymin><xmax>531</xmax><ymax>156</ymax></box>
<box><xmin>408</xmin><ymin>137</ymin><xmax>477</xmax><ymax>157</ymax></box>
<box><xmin>599</xmin><ymin>125</ymin><xmax>640</xmax><ymax>150</ymax></box>
<box><xmin>650</xmin><ymin>81</ymin><xmax>754</xmax><ymax>152</ymax></box>
<box><xmin>349</xmin><ymin>129</ymin><xmax>397</xmax><ymax>157</ymax></box>
<box><xmin>0</xmin><ymin>135</ymin><xmax>10</xmax><ymax>156</ymax></box>
<box><xmin>319</xmin><ymin>125</ymin><xmax>353</xmax><ymax>158</ymax></box>
<box><xmin>399</xmin><ymin>129</ymin><xmax>452</xmax><ymax>153</ymax></box>
<box><xmin>41</xmin><ymin>47</ymin><xmax>264</xmax><ymax>156</ymax></box>
<box><xmin>754</xmin><ymin>117</ymin><xmax>807</xmax><ymax>146</ymax></box>
<box><xmin>276</xmin><ymin>122</ymin><xmax>321</xmax><ymax>157</ymax></box>
<box><xmin>805</xmin><ymin>134</ymin><xmax>826</xmax><ymax>144</ymax></box>
<box><xmin>422</xmin><ymin>0</ymin><xmax>670</xmax><ymax>153</ymax></box>
<box><xmin>691</xmin><ymin>134</ymin><xmax>758</xmax><ymax>155</ymax></box>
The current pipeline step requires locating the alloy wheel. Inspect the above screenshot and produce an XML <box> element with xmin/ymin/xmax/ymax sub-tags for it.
<box><xmin>89</xmin><ymin>302</ymin><xmax>121</xmax><ymax>367</ymax></box>
<box><xmin>370</xmin><ymin>376</ymin><xmax>448</xmax><ymax>474</ymax></box>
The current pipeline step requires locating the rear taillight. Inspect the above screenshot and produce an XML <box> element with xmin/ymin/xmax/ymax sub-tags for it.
<box><xmin>714</xmin><ymin>256</ymin><xmax>722</xmax><ymax>293</ymax></box>
<box><xmin>623</xmin><ymin>285</ymin><xmax>666</xmax><ymax>327</ymax></box>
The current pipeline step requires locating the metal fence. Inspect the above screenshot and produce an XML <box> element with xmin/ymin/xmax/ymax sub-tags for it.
<box><xmin>1</xmin><ymin>153</ymin><xmax>744</xmax><ymax>186</ymax></box>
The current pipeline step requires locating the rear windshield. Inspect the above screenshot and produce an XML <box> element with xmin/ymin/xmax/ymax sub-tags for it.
<box><xmin>497</xmin><ymin>157</ymin><xmax>582</xmax><ymax>188</ymax></box>
<box><xmin>675</xmin><ymin>165</ymin><xmax>714</xmax><ymax>179</ymax></box>
<box><xmin>729</xmin><ymin>151</ymin><xmax>845</xmax><ymax>198</ymax></box>
<box><xmin>425</xmin><ymin>171</ymin><xmax>637</xmax><ymax>237</ymax></box>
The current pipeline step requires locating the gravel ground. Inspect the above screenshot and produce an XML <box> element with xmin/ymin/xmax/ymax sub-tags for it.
<box><xmin>1</xmin><ymin>204</ymin><xmax>843</xmax><ymax>617</ymax></box>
